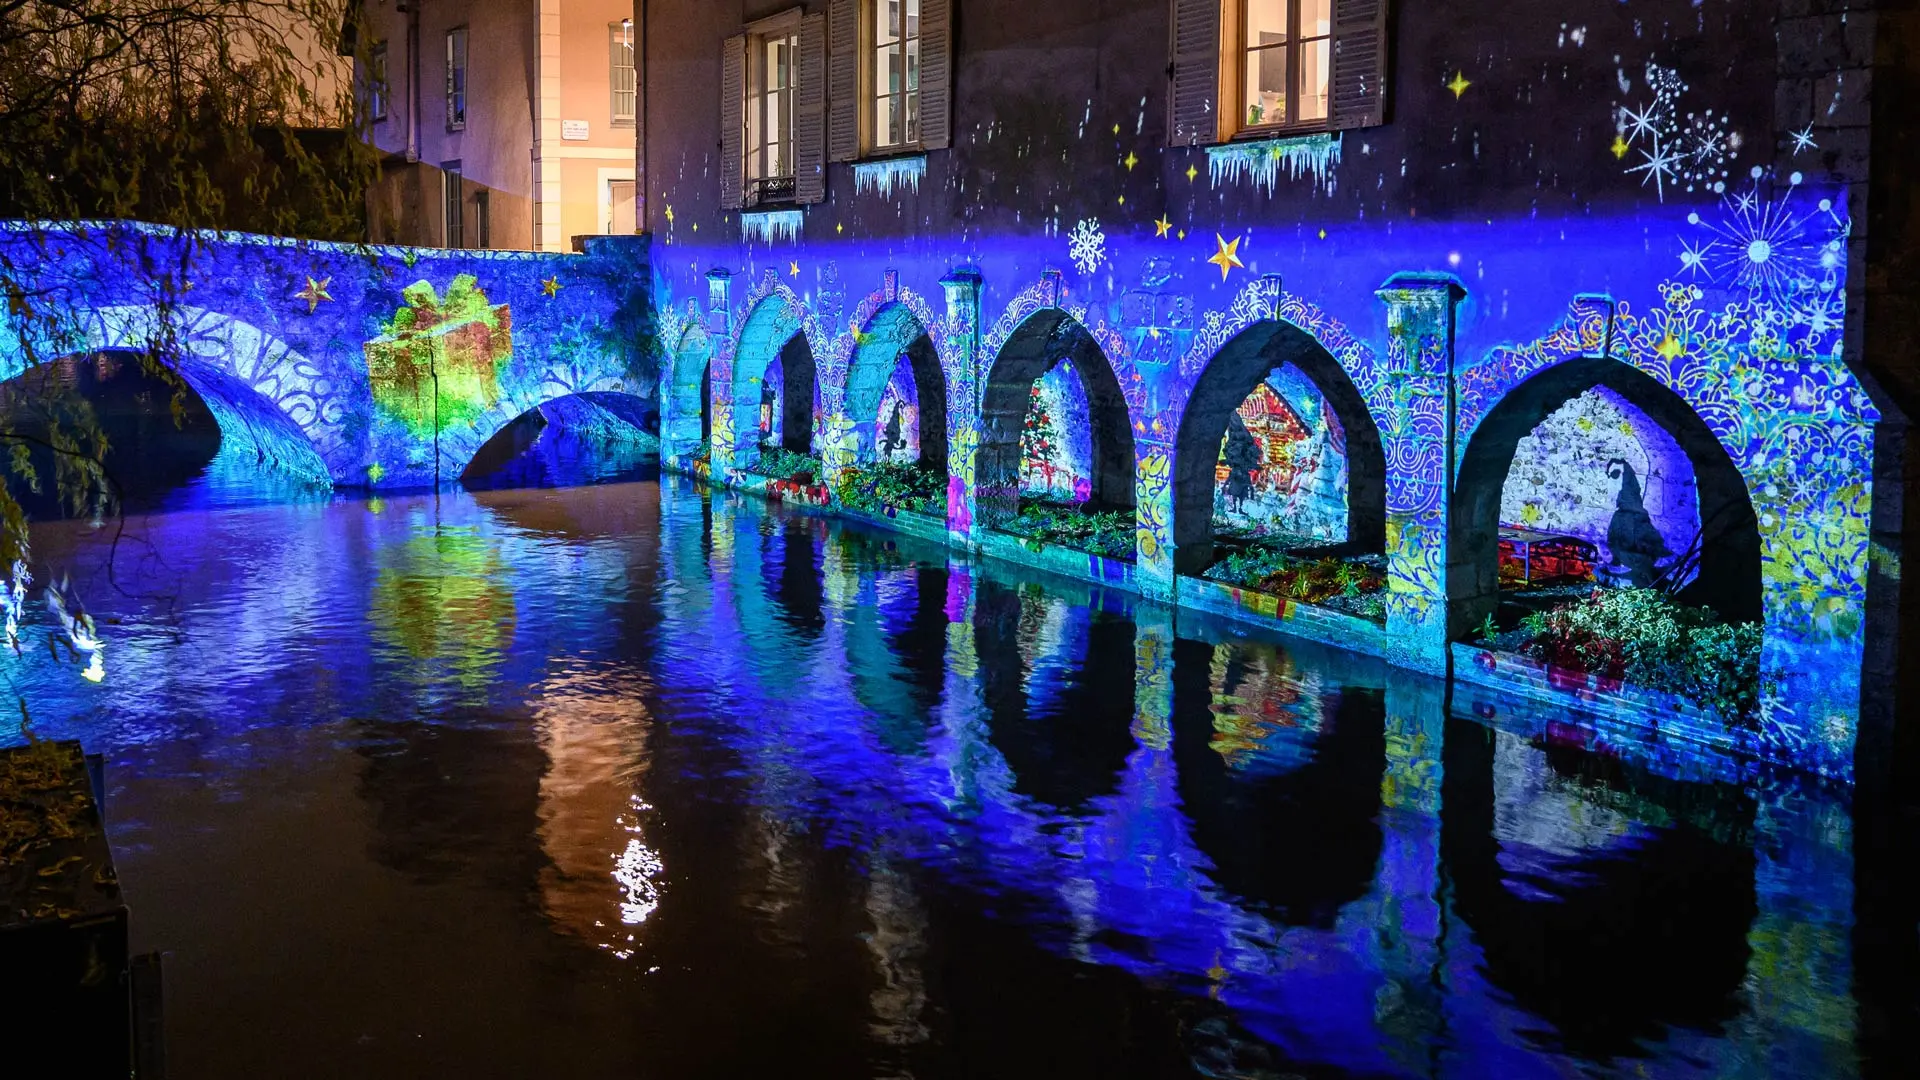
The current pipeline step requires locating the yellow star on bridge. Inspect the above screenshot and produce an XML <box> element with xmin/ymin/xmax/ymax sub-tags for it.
<box><xmin>1446</xmin><ymin>71</ymin><xmax>1472</xmax><ymax>99</ymax></box>
<box><xmin>1208</xmin><ymin>234</ymin><xmax>1244</xmax><ymax>281</ymax></box>
<box><xmin>542</xmin><ymin>276</ymin><xmax>562</xmax><ymax>297</ymax></box>
<box><xmin>295</xmin><ymin>275</ymin><xmax>332</xmax><ymax>313</ymax></box>
<box><xmin>1154</xmin><ymin>215</ymin><xmax>1173</xmax><ymax>238</ymax></box>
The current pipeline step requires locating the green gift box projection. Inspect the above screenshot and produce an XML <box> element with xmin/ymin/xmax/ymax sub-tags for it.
<box><xmin>365</xmin><ymin>274</ymin><xmax>513</xmax><ymax>437</ymax></box>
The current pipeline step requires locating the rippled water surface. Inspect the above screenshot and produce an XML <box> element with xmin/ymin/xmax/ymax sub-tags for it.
<box><xmin>7</xmin><ymin>463</ymin><xmax>1899</xmax><ymax>1079</ymax></box>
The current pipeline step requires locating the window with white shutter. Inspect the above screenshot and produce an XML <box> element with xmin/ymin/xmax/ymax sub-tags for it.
<box><xmin>1172</xmin><ymin>0</ymin><xmax>1388</xmax><ymax>144</ymax></box>
<box><xmin>720</xmin><ymin>35</ymin><xmax>747</xmax><ymax>210</ymax></box>
<box><xmin>795</xmin><ymin>14</ymin><xmax>828</xmax><ymax>203</ymax></box>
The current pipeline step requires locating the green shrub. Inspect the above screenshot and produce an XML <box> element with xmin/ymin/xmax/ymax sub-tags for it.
<box><xmin>747</xmin><ymin>446</ymin><xmax>823</xmax><ymax>484</ymax></box>
<box><xmin>835</xmin><ymin>460</ymin><xmax>946</xmax><ymax>516</ymax></box>
<box><xmin>1001</xmin><ymin>501</ymin><xmax>1135</xmax><ymax>560</ymax></box>
<box><xmin>1515</xmin><ymin>588</ymin><xmax>1763</xmax><ymax>727</ymax></box>
<box><xmin>1202</xmin><ymin>545</ymin><xmax>1386</xmax><ymax>608</ymax></box>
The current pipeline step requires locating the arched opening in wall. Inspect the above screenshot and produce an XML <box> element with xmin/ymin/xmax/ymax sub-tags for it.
<box><xmin>1452</xmin><ymin>357</ymin><xmax>1762</xmax><ymax>684</ymax></box>
<box><xmin>1171</xmin><ymin>321</ymin><xmax>1387</xmax><ymax>620</ymax></box>
<box><xmin>733</xmin><ymin>331</ymin><xmax>821</xmax><ymax>484</ymax></box>
<box><xmin>977</xmin><ymin>310</ymin><xmax>1136</xmax><ymax>560</ymax></box>
<box><xmin>0</xmin><ymin>350</ymin><xmax>329</xmax><ymax>514</ymax></box>
<box><xmin>461</xmin><ymin>391</ymin><xmax>660</xmax><ymax>491</ymax></box>
<box><xmin>666</xmin><ymin>328</ymin><xmax>713</xmax><ymax>462</ymax></box>
<box><xmin>840</xmin><ymin>304</ymin><xmax>949</xmax><ymax>519</ymax></box>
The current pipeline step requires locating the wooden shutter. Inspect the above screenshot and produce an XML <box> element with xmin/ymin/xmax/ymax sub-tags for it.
<box><xmin>1329</xmin><ymin>0</ymin><xmax>1390</xmax><ymax>130</ymax></box>
<box><xmin>1168</xmin><ymin>0</ymin><xmax>1220</xmax><ymax>146</ymax></box>
<box><xmin>918</xmin><ymin>0</ymin><xmax>953</xmax><ymax>150</ymax></box>
<box><xmin>796</xmin><ymin>14</ymin><xmax>828</xmax><ymax>202</ymax></box>
<box><xmin>828</xmin><ymin>0</ymin><xmax>859</xmax><ymax>163</ymax></box>
<box><xmin>720</xmin><ymin>34</ymin><xmax>747</xmax><ymax>210</ymax></box>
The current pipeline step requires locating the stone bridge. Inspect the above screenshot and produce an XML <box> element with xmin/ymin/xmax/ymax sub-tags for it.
<box><xmin>0</xmin><ymin>221</ymin><xmax>653</xmax><ymax>490</ymax></box>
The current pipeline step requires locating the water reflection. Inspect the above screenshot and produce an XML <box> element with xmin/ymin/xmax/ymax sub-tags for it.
<box><xmin>6</xmin><ymin>474</ymin><xmax>1878</xmax><ymax>1078</ymax></box>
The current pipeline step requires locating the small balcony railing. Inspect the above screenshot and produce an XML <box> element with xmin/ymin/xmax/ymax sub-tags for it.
<box><xmin>748</xmin><ymin>175</ymin><xmax>797</xmax><ymax>207</ymax></box>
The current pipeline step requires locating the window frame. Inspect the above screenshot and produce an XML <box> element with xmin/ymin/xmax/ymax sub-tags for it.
<box><xmin>445</xmin><ymin>27</ymin><xmax>468</xmax><ymax>132</ymax></box>
<box><xmin>742</xmin><ymin>8</ymin><xmax>806</xmax><ymax>207</ymax></box>
<box><xmin>368</xmin><ymin>41</ymin><xmax>389</xmax><ymax>124</ymax></box>
<box><xmin>442</xmin><ymin>161</ymin><xmax>464</xmax><ymax>249</ymax></box>
<box><xmin>475</xmin><ymin>188</ymin><xmax>490</xmax><ymax>248</ymax></box>
<box><xmin>1229</xmin><ymin>0</ymin><xmax>1333</xmax><ymax>138</ymax></box>
<box><xmin>610</xmin><ymin>21</ymin><xmax>637</xmax><ymax>128</ymax></box>
<box><xmin>863</xmin><ymin>0</ymin><xmax>921</xmax><ymax>154</ymax></box>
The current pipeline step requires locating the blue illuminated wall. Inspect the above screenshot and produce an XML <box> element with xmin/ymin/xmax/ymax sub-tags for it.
<box><xmin>641</xmin><ymin>0</ymin><xmax>1887</xmax><ymax>780</ymax></box>
<box><xmin>0</xmin><ymin>223</ymin><xmax>655</xmax><ymax>490</ymax></box>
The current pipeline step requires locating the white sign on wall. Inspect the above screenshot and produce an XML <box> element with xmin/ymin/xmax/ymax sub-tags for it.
<box><xmin>562</xmin><ymin>120</ymin><xmax>590</xmax><ymax>141</ymax></box>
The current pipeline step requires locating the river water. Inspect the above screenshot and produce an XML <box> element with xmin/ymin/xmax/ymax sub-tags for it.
<box><xmin>4</xmin><ymin>450</ymin><xmax>1895</xmax><ymax>1079</ymax></box>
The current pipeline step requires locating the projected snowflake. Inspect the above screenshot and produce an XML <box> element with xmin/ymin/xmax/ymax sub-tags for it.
<box><xmin>1683</xmin><ymin>171</ymin><xmax>1848</xmax><ymax>335</ymax></box>
<box><xmin>1067</xmin><ymin>218</ymin><xmax>1106</xmax><ymax>276</ymax></box>
<box><xmin>1619</xmin><ymin>63</ymin><xmax>1740</xmax><ymax>201</ymax></box>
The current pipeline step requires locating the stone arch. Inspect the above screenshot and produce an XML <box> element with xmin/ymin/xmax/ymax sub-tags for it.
<box><xmin>1449</xmin><ymin>351</ymin><xmax>1762</xmax><ymax>636</ymax></box>
<box><xmin>459</xmin><ymin>390</ymin><xmax>657</xmax><ymax>485</ymax></box>
<box><xmin>977</xmin><ymin>307</ymin><xmax>1137</xmax><ymax>527</ymax></box>
<box><xmin>1168</xmin><ymin>316</ymin><xmax>1388</xmax><ymax>577</ymax></box>
<box><xmin>839</xmin><ymin>300</ymin><xmax>949</xmax><ymax>474</ymax></box>
<box><xmin>17</xmin><ymin>305</ymin><xmax>341</xmax><ymax>486</ymax></box>
<box><xmin>727</xmin><ymin>285</ymin><xmax>823</xmax><ymax>468</ymax></box>
<box><xmin>664</xmin><ymin>321</ymin><xmax>713</xmax><ymax>462</ymax></box>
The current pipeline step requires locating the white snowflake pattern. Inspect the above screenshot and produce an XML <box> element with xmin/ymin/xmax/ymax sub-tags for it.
<box><xmin>1067</xmin><ymin>217</ymin><xmax>1106</xmax><ymax>276</ymax></box>
<box><xmin>1681</xmin><ymin>171</ymin><xmax>1850</xmax><ymax>338</ymax></box>
<box><xmin>1617</xmin><ymin>63</ymin><xmax>1739</xmax><ymax>201</ymax></box>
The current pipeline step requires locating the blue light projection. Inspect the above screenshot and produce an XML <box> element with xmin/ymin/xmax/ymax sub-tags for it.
<box><xmin>654</xmin><ymin>159</ymin><xmax>1878</xmax><ymax>781</ymax></box>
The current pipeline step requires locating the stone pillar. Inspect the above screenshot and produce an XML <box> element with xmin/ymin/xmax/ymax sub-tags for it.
<box><xmin>1374</xmin><ymin>273</ymin><xmax>1466</xmax><ymax>675</ymax></box>
<box><xmin>705</xmin><ymin>268</ymin><xmax>736</xmax><ymax>475</ymax></box>
<box><xmin>941</xmin><ymin>265</ymin><xmax>984</xmax><ymax>548</ymax></box>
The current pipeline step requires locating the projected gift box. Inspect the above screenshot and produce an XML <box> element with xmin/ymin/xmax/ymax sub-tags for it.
<box><xmin>365</xmin><ymin>273</ymin><xmax>513</xmax><ymax>437</ymax></box>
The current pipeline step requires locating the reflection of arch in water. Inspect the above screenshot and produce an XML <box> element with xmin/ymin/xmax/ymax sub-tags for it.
<box><xmin>1169</xmin><ymin>637</ymin><xmax>1386</xmax><ymax>925</ymax></box>
<box><xmin>1440</xmin><ymin>718</ymin><xmax>1758</xmax><ymax>1057</ymax></box>
<box><xmin>1169</xmin><ymin>316</ymin><xmax>1387</xmax><ymax>575</ymax></box>
<box><xmin>976</xmin><ymin>303</ymin><xmax>1139</xmax><ymax>528</ymax></box>
<box><xmin>1452</xmin><ymin>353</ymin><xmax>1760</xmax><ymax>633</ymax></box>
<box><xmin>460</xmin><ymin>391</ymin><xmax>657</xmax><ymax>488</ymax></box>
<box><xmin>972</xmin><ymin>578</ymin><xmax>1136</xmax><ymax>814</ymax></box>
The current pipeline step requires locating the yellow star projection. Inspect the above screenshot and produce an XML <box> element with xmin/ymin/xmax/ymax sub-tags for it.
<box><xmin>295</xmin><ymin>276</ymin><xmax>332</xmax><ymax>313</ymax></box>
<box><xmin>1208</xmin><ymin>234</ymin><xmax>1244</xmax><ymax>281</ymax></box>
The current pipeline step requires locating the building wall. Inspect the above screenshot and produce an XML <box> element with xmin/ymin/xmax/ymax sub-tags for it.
<box><xmin>354</xmin><ymin>0</ymin><xmax>636</xmax><ymax>250</ymax></box>
<box><xmin>638</xmin><ymin>0</ymin><xmax>1897</xmax><ymax>781</ymax></box>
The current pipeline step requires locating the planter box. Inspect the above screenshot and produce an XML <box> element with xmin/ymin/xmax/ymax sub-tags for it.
<box><xmin>1</xmin><ymin>741</ymin><xmax>134</xmax><ymax>1075</ymax></box>
<box><xmin>1175</xmin><ymin>575</ymin><xmax>1388</xmax><ymax>657</ymax></box>
<box><xmin>978</xmin><ymin>529</ymin><xmax>1137</xmax><ymax>592</ymax></box>
<box><xmin>835</xmin><ymin>503</ymin><xmax>953</xmax><ymax>545</ymax></box>
<box><xmin>1450</xmin><ymin>643</ymin><xmax>1768</xmax><ymax>779</ymax></box>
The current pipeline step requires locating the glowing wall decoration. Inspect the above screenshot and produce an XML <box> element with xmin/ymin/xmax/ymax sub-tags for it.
<box><xmin>0</xmin><ymin>222</ymin><xmax>654</xmax><ymax>492</ymax></box>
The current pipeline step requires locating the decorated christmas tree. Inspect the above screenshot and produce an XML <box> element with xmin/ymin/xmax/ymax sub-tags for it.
<box><xmin>1021</xmin><ymin>382</ymin><xmax>1061</xmax><ymax>494</ymax></box>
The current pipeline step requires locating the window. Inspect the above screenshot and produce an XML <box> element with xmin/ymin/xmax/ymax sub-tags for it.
<box><xmin>443</xmin><ymin>162</ymin><xmax>464</xmax><ymax>248</ymax></box>
<box><xmin>611</xmin><ymin>21</ymin><xmax>636</xmax><ymax>126</ymax></box>
<box><xmin>368</xmin><ymin>42</ymin><xmax>388</xmax><ymax>123</ymax></box>
<box><xmin>870</xmin><ymin>0</ymin><xmax>919</xmax><ymax>149</ymax></box>
<box><xmin>446</xmin><ymin>28</ymin><xmax>467</xmax><ymax>131</ymax></box>
<box><xmin>748</xmin><ymin>29</ymin><xmax>798</xmax><ymax>197</ymax></box>
<box><xmin>476</xmin><ymin>189</ymin><xmax>490</xmax><ymax>248</ymax></box>
<box><xmin>1238</xmin><ymin>0</ymin><xmax>1331</xmax><ymax>130</ymax></box>
<box><xmin>608</xmin><ymin>179</ymin><xmax>637</xmax><ymax>234</ymax></box>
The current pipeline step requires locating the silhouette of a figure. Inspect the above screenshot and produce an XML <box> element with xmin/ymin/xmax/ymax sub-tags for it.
<box><xmin>1604</xmin><ymin>459</ymin><xmax>1669</xmax><ymax>587</ymax></box>
<box><xmin>880</xmin><ymin>401</ymin><xmax>907</xmax><ymax>460</ymax></box>
<box><xmin>1222</xmin><ymin>412</ymin><xmax>1260</xmax><ymax>513</ymax></box>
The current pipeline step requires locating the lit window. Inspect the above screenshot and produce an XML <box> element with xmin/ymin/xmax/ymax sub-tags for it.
<box><xmin>368</xmin><ymin>42</ymin><xmax>388</xmax><ymax>123</ymax></box>
<box><xmin>611</xmin><ymin>22</ymin><xmax>636</xmax><ymax>126</ymax></box>
<box><xmin>1240</xmin><ymin>0</ymin><xmax>1331</xmax><ymax>130</ymax></box>
<box><xmin>748</xmin><ymin>30</ymin><xmax>798</xmax><ymax>197</ymax></box>
<box><xmin>446</xmin><ymin>28</ymin><xmax>467</xmax><ymax>131</ymax></box>
<box><xmin>871</xmin><ymin>0</ymin><xmax>919</xmax><ymax>149</ymax></box>
<box><xmin>443</xmin><ymin>162</ymin><xmax>464</xmax><ymax>248</ymax></box>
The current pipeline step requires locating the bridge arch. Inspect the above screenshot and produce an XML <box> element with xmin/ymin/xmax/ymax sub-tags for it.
<box><xmin>1167</xmin><ymin>311</ymin><xmax>1388</xmax><ymax>577</ymax></box>
<box><xmin>977</xmin><ymin>303</ymin><xmax>1139</xmax><ymax>530</ymax></box>
<box><xmin>1449</xmin><ymin>339</ymin><xmax>1762</xmax><ymax>638</ymax></box>
<box><xmin>838</xmin><ymin>299</ymin><xmax>949</xmax><ymax>475</ymax></box>
<box><xmin>663</xmin><ymin>321</ymin><xmax>714</xmax><ymax>463</ymax></box>
<box><xmin>727</xmin><ymin>285</ymin><xmax>822</xmax><ymax>469</ymax></box>
<box><xmin>3</xmin><ymin>305</ymin><xmax>341</xmax><ymax>487</ymax></box>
